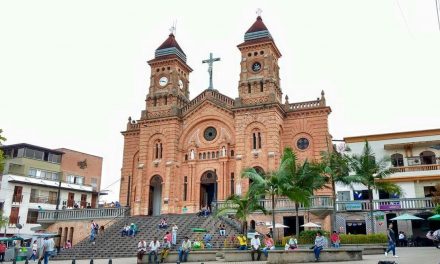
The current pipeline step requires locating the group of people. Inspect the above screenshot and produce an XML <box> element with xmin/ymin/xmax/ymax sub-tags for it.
<box><xmin>196</xmin><ymin>206</ymin><xmax>211</xmax><ymax>217</ymax></box>
<box><xmin>121</xmin><ymin>223</ymin><xmax>139</xmax><ymax>237</ymax></box>
<box><xmin>137</xmin><ymin>236</ymin><xmax>192</xmax><ymax>263</ymax></box>
<box><xmin>90</xmin><ymin>220</ymin><xmax>104</xmax><ymax>244</ymax></box>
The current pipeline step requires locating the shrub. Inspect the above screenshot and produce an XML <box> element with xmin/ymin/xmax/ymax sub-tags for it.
<box><xmin>339</xmin><ymin>234</ymin><xmax>387</xmax><ymax>244</ymax></box>
<box><xmin>281</xmin><ymin>230</ymin><xmax>330</xmax><ymax>245</ymax></box>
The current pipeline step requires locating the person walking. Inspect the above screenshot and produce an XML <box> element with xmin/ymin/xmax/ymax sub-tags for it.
<box><xmin>0</xmin><ymin>241</ymin><xmax>6</xmax><ymax>263</ymax></box>
<box><xmin>41</xmin><ymin>237</ymin><xmax>55</xmax><ymax>264</ymax></box>
<box><xmin>385</xmin><ymin>223</ymin><xmax>398</xmax><ymax>258</ymax></box>
<box><xmin>313</xmin><ymin>231</ymin><xmax>325</xmax><ymax>262</ymax></box>
<box><xmin>178</xmin><ymin>236</ymin><xmax>191</xmax><ymax>263</ymax></box>
<box><xmin>172</xmin><ymin>224</ymin><xmax>178</xmax><ymax>245</ymax></box>
<box><xmin>29</xmin><ymin>240</ymin><xmax>38</xmax><ymax>262</ymax></box>
<box><xmin>148</xmin><ymin>237</ymin><xmax>161</xmax><ymax>264</ymax></box>
<box><xmin>250</xmin><ymin>234</ymin><xmax>261</xmax><ymax>261</ymax></box>
<box><xmin>160</xmin><ymin>238</ymin><xmax>171</xmax><ymax>263</ymax></box>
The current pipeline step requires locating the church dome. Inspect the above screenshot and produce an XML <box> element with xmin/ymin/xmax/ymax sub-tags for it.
<box><xmin>155</xmin><ymin>33</ymin><xmax>187</xmax><ymax>62</ymax></box>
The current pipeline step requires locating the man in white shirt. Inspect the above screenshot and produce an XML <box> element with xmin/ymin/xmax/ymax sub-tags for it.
<box><xmin>148</xmin><ymin>237</ymin><xmax>161</xmax><ymax>264</ymax></box>
<box><xmin>250</xmin><ymin>234</ymin><xmax>262</xmax><ymax>261</ymax></box>
<box><xmin>42</xmin><ymin>237</ymin><xmax>55</xmax><ymax>264</ymax></box>
<box><xmin>178</xmin><ymin>236</ymin><xmax>192</xmax><ymax>263</ymax></box>
<box><xmin>137</xmin><ymin>240</ymin><xmax>147</xmax><ymax>261</ymax></box>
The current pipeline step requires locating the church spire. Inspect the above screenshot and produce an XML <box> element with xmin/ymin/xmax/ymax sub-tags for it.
<box><xmin>155</xmin><ymin>33</ymin><xmax>187</xmax><ymax>62</ymax></box>
<box><xmin>244</xmin><ymin>14</ymin><xmax>272</xmax><ymax>42</ymax></box>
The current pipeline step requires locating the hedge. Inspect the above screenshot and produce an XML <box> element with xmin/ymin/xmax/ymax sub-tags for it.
<box><xmin>280</xmin><ymin>232</ymin><xmax>387</xmax><ymax>245</ymax></box>
<box><xmin>340</xmin><ymin>234</ymin><xmax>387</xmax><ymax>244</ymax></box>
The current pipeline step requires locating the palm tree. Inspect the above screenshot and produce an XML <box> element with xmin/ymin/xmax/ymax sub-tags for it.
<box><xmin>279</xmin><ymin>148</ymin><xmax>327</xmax><ymax>236</ymax></box>
<box><xmin>321</xmin><ymin>151</ymin><xmax>361</xmax><ymax>231</ymax></box>
<box><xmin>241</xmin><ymin>168</ymin><xmax>292</xmax><ymax>238</ymax></box>
<box><xmin>215</xmin><ymin>193</ymin><xmax>267</xmax><ymax>234</ymax></box>
<box><xmin>348</xmin><ymin>141</ymin><xmax>402</xmax><ymax>234</ymax></box>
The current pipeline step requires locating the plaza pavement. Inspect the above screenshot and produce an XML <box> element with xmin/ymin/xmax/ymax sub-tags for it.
<box><xmin>4</xmin><ymin>247</ymin><xmax>440</xmax><ymax>264</ymax></box>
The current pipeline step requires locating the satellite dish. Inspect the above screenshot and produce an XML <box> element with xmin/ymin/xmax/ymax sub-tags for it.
<box><xmin>16</xmin><ymin>224</ymin><xmax>22</xmax><ymax>229</ymax></box>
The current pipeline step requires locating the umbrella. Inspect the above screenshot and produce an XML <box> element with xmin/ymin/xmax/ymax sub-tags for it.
<box><xmin>428</xmin><ymin>214</ymin><xmax>440</xmax><ymax>220</ymax></box>
<box><xmin>265</xmin><ymin>222</ymin><xmax>289</xmax><ymax>228</ymax></box>
<box><xmin>390</xmin><ymin>213</ymin><xmax>424</xmax><ymax>221</ymax></box>
<box><xmin>301</xmin><ymin>222</ymin><xmax>322</xmax><ymax>228</ymax></box>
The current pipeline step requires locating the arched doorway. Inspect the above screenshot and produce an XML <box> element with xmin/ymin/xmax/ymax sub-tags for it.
<box><xmin>148</xmin><ymin>175</ymin><xmax>163</xmax><ymax>216</ymax></box>
<box><xmin>200</xmin><ymin>170</ymin><xmax>217</xmax><ymax>211</ymax></box>
<box><xmin>420</xmin><ymin>151</ymin><xmax>436</xmax><ymax>165</ymax></box>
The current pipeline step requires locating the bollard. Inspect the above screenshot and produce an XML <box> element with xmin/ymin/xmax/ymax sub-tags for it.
<box><xmin>90</xmin><ymin>258</ymin><xmax>94</xmax><ymax>264</ymax></box>
<box><xmin>72</xmin><ymin>257</ymin><xmax>76</xmax><ymax>264</ymax></box>
<box><xmin>108</xmin><ymin>258</ymin><xmax>112</xmax><ymax>264</ymax></box>
<box><xmin>12</xmin><ymin>259</ymin><xmax>16</xmax><ymax>264</ymax></box>
<box><xmin>25</xmin><ymin>259</ymin><xmax>29</xmax><ymax>264</ymax></box>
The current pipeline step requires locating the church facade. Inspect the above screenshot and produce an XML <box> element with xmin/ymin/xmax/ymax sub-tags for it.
<box><xmin>119</xmin><ymin>16</ymin><xmax>333</xmax><ymax>219</ymax></box>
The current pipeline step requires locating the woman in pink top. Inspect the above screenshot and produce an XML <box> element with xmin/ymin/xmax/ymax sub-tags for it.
<box><xmin>263</xmin><ymin>234</ymin><xmax>275</xmax><ymax>257</ymax></box>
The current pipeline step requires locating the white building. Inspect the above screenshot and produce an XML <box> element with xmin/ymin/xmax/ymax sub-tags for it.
<box><xmin>335</xmin><ymin>129</ymin><xmax>440</xmax><ymax>238</ymax></box>
<box><xmin>0</xmin><ymin>143</ymin><xmax>101</xmax><ymax>237</ymax></box>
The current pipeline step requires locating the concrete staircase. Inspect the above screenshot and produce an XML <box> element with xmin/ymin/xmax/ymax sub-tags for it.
<box><xmin>54</xmin><ymin>213</ymin><xmax>240</xmax><ymax>260</ymax></box>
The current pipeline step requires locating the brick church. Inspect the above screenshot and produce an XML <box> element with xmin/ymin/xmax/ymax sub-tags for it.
<box><xmin>119</xmin><ymin>15</ymin><xmax>332</xmax><ymax>225</ymax></box>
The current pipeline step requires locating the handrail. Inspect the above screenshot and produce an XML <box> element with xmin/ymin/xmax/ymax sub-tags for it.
<box><xmin>37</xmin><ymin>207</ymin><xmax>129</xmax><ymax>222</ymax></box>
<box><xmin>390</xmin><ymin>164</ymin><xmax>440</xmax><ymax>173</ymax></box>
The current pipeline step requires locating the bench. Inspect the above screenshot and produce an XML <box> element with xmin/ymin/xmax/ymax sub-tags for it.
<box><xmin>341</xmin><ymin>244</ymin><xmax>387</xmax><ymax>255</ymax></box>
<box><xmin>137</xmin><ymin>250</ymin><xmax>217</xmax><ymax>263</ymax></box>
<box><xmin>223</xmin><ymin>248</ymin><xmax>362</xmax><ymax>263</ymax></box>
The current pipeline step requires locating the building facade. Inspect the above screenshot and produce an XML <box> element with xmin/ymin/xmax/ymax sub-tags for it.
<box><xmin>335</xmin><ymin>129</ymin><xmax>440</xmax><ymax>237</ymax></box>
<box><xmin>119</xmin><ymin>15</ymin><xmax>333</xmax><ymax>225</ymax></box>
<box><xmin>0</xmin><ymin>143</ymin><xmax>103</xmax><ymax>236</ymax></box>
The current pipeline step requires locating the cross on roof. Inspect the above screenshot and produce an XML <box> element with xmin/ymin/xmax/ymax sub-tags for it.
<box><xmin>202</xmin><ymin>52</ymin><xmax>221</xmax><ymax>90</ymax></box>
<box><xmin>256</xmin><ymin>8</ymin><xmax>263</xmax><ymax>17</ymax></box>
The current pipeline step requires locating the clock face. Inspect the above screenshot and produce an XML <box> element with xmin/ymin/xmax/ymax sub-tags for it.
<box><xmin>252</xmin><ymin>62</ymin><xmax>262</xmax><ymax>72</ymax></box>
<box><xmin>178</xmin><ymin>79</ymin><xmax>184</xmax><ymax>89</ymax></box>
<box><xmin>297</xmin><ymin>138</ymin><xmax>310</xmax><ymax>150</ymax></box>
<box><xmin>159</xmin><ymin>76</ymin><xmax>168</xmax><ymax>87</ymax></box>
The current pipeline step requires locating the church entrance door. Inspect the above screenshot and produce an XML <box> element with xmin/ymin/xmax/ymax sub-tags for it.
<box><xmin>200</xmin><ymin>170</ymin><xmax>217</xmax><ymax>211</ymax></box>
<box><xmin>148</xmin><ymin>175</ymin><xmax>163</xmax><ymax>216</ymax></box>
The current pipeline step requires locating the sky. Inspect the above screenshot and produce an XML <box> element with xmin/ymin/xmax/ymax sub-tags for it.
<box><xmin>1</xmin><ymin>0</ymin><xmax>440</xmax><ymax>202</ymax></box>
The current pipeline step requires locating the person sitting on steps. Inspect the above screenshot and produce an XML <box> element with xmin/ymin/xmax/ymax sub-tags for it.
<box><xmin>178</xmin><ymin>236</ymin><xmax>191</xmax><ymax>263</ymax></box>
<box><xmin>158</xmin><ymin>218</ymin><xmax>168</xmax><ymax>229</ymax></box>
<box><xmin>160</xmin><ymin>237</ymin><xmax>171</xmax><ymax>263</ymax></box>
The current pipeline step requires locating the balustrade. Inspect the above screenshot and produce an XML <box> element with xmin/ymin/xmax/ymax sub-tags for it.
<box><xmin>37</xmin><ymin>207</ymin><xmax>129</xmax><ymax>223</ymax></box>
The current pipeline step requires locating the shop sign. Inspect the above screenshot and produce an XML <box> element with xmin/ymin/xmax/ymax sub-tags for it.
<box><xmin>345</xmin><ymin>202</ymin><xmax>362</xmax><ymax>211</ymax></box>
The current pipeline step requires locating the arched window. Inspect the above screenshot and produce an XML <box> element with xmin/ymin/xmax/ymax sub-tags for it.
<box><xmin>153</xmin><ymin>97</ymin><xmax>157</xmax><ymax>107</ymax></box>
<box><xmin>260</xmin><ymin>81</ymin><xmax>264</xmax><ymax>92</ymax></box>
<box><xmin>231</xmin><ymin>173</ymin><xmax>235</xmax><ymax>195</ymax></box>
<box><xmin>183</xmin><ymin>176</ymin><xmax>188</xmax><ymax>201</ymax></box>
<box><xmin>199</xmin><ymin>153</ymin><xmax>202</xmax><ymax>159</ymax></box>
<box><xmin>164</xmin><ymin>96</ymin><xmax>168</xmax><ymax>105</ymax></box>
<box><xmin>203</xmin><ymin>153</ymin><xmax>206</xmax><ymax>159</ymax></box>
<box><xmin>212</xmin><ymin>152</ymin><xmax>215</xmax><ymax>159</ymax></box>
<box><xmin>250</xmin><ymin>220</ymin><xmax>256</xmax><ymax>231</ymax></box>
<box><xmin>154</xmin><ymin>141</ymin><xmax>163</xmax><ymax>159</ymax></box>
<box><xmin>184</xmin><ymin>154</ymin><xmax>188</xmax><ymax>161</ymax></box>
<box><xmin>420</xmin><ymin>151</ymin><xmax>436</xmax><ymax>165</ymax></box>
<box><xmin>207</xmin><ymin>152</ymin><xmax>211</xmax><ymax>159</ymax></box>
<box><xmin>252</xmin><ymin>131</ymin><xmax>262</xmax><ymax>150</ymax></box>
<box><xmin>248</xmin><ymin>83</ymin><xmax>251</xmax><ymax>93</ymax></box>
<box><xmin>391</xmin><ymin>153</ymin><xmax>404</xmax><ymax>167</ymax></box>
<box><xmin>231</xmin><ymin>150</ymin><xmax>235</xmax><ymax>157</ymax></box>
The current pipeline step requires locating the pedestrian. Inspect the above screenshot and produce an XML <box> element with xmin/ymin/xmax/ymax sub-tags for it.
<box><xmin>398</xmin><ymin>231</ymin><xmax>406</xmax><ymax>247</ymax></box>
<box><xmin>262</xmin><ymin>234</ymin><xmax>275</xmax><ymax>257</ymax></box>
<box><xmin>0</xmin><ymin>241</ymin><xmax>6</xmax><ymax>263</ymax></box>
<box><xmin>14</xmin><ymin>239</ymin><xmax>21</xmax><ymax>261</ymax></box>
<box><xmin>250</xmin><ymin>234</ymin><xmax>261</xmax><ymax>261</ymax></box>
<box><xmin>137</xmin><ymin>239</ymin><xmax>147</xmax><ymax>261</ymax></box>
<box><xmin>90</xmin><ymin>220</ymin><xmax>98</xmax><ymax>244</ymax></box>
<box><xmin>64</xmin><ymin>240</ymin><xmax>72</xmax><ymax>249</ymax></box>
<box><xmin>313</xmin><ymin>231</ymin><xmax>325</xmax><ymax>262</ymax></box>
<box><xmin>30</xmin><ymin>240</ymin><xmax>38</xmax><ymax>262</ymax></box>
<box><xmin>172</xmin><ymin>223</ymin><xmax>178</xmax><ymax>245</ymax></box>
<box><xmin>178</xmin><ymin>236</ymin><xmax>191</xmax><ymax>263</ymax></box>
<box><xmin>41</xmin><ymin>237</ymin><xmax>55</xmax><ymax>264</ymax></box>
<box><xmin>330</xmin><ymin>231</ymin><xmax>340</xmax><ymax>248</ymax></box>
<box><xmin>160</xmin><ymin>238</ymin><xmax>171</xmax><ymax>263</ymax></box>
<box><xmin>219</xmin><ymin>224</ymin><xmax>226</xmax><ymax>236</ymax></box>
<box><xmin>385</xmin><ymin>223</ymin><xmax>398</xmax><ymax>258</ymax></box>
<box><xmin>148</xmin><ymin>237</ymin><xmax>160</xmax><ymax>264</ymax></box>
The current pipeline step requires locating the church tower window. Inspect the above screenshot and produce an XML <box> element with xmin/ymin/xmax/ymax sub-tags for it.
<box><xmin>154</xmin><ymin>141</ymin><xmax>163</xmax><ymax>159</ymax></box>
<box><xmin>230</xmin><ymin>173</ymin><xmax>235</xmax><ymax>195</ymax></box>
<box><xmin>183</xmin><ymin>176</ymin><xmax>188</xmax><ymax>201</ymax></box>
<box><xmin>248</xmin><ymin>83</ymin><xmax>251</xmax><ymax>93</ymax></box>
<box><xmin>153</xmin><ymin>97</ymin><xmax>157</xmax><ymax>107</ymax></box>
<box><xmin>164</xmin><ymin>96</ymin><xmax>168</xmax><ymax>105</ymax></box>
<box><xmin>260</xmin><ymin>81</ymin><xmax>264</xmax><ymax>92</ymax></box>
<box><xmin>252</xmin><ymin>131</ymin><xmax>262</xmax><ymax>150</ymax></box>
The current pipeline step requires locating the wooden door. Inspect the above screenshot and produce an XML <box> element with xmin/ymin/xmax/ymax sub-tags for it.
<box><xmin>13</xmin><ymin>186</ymin><xmax>23</xmax><ymax>203</ymax></box>
<box><xmin>67</xmin><ymin>192</ymin><xmax>75</xmax><ymax>207</ymax></box>
<box><xmin>9</xmin><ymin>207</ymin><xmax>19</xmax><ymax>225</ymax></box>
<box><xmin>80</xmin><ymin>194</ymin><xmax>87</xmax><ymax>208</ymax></box>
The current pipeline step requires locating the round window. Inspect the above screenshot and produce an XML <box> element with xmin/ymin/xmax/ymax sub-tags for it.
<box><xmin>204</xmin><ymin>127</ymin><xmax>217</xmax><ymax>141</ymax></box>
<box><xmin>297</xmin><ymin>138</ymin><xmax>310</xmax><ymax>150</ymax></box>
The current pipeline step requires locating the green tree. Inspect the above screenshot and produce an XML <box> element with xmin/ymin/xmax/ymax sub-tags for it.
<box><xmin>0</xmin><ymin>129</ymin><xmax>6</xmax><ymax>173</ymax></box>
<box><xmin>321</xmin><ymin>150</ymin><xmax>361</xmax><ymax>231</ymax></box>
<box><xmin>0</xmin><ymin>211</ymin><xmax>8</xmax><ymax>237</ymax></box>
<box><xmin>241</xmin><ymin>168</ymin><xmax>292</xmax><ymax>238</ymax></box>
<box><xmin>348</xmin><ymin>141</ymin><xmax>402</xmax><ymax>233</ymax></box>
<box><xmin>215</xmin><ymin>193</ymin><xmax>267</xmax><ymax>234</ymax></box>
<box><xmin>278</xmin><ymin>147</ymin><xmax>327</xmax><ymax>236</ymax></box>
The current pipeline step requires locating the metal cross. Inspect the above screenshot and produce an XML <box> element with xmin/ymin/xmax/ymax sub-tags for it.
<box><xmin>169</xmin><ymin>20</ymin><xmax>177</xmax><ymax>35</ymax></box>
<box><xmin>256</xmin><ymin>8</ymin><xmax>263</xmax><ymax>17</ymax></box>
<box><xmin>202</xmin><ymin>52</ymin><xmax>220</xmax><ymax>90</ymax></box>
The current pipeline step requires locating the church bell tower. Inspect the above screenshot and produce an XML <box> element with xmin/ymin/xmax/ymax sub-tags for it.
<box><xmin>145</xmin><ymin>32</ymin><xmax>193</xmax><ymax>118</ymax></box>
<box><xmin>237</xmin><ymin>16</ymin><xmax>282</xmax><ymax>106</ymax></box>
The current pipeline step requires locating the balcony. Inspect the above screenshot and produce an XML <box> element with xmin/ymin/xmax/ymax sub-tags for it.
<box><xmin>29</xmin><ymin>196</ymin><xmax>57</xmax><ymax>205</ymax></box>
<box><xmin>390</xmin><ymin>164</ymin><xmax>440</xmax><ymax>173</ymax></box>
<box><xmin>5</xmin><ymin>173</ymin><xmax>94</xmax><ymax>192</ymax></box>
<box><xmin>216</xmin><ymin>196</ymin><xmax>434</xmax><ymax>214</ymax></box>
<box><xmin>37</xmin><ymin>207</ymin><xmax>129</xmax><ymax>223</ymax></box>
<box><xmin>12</xmin><ymin>195</ymin><xmax>23</xmax><ymax>203</ymax></box>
